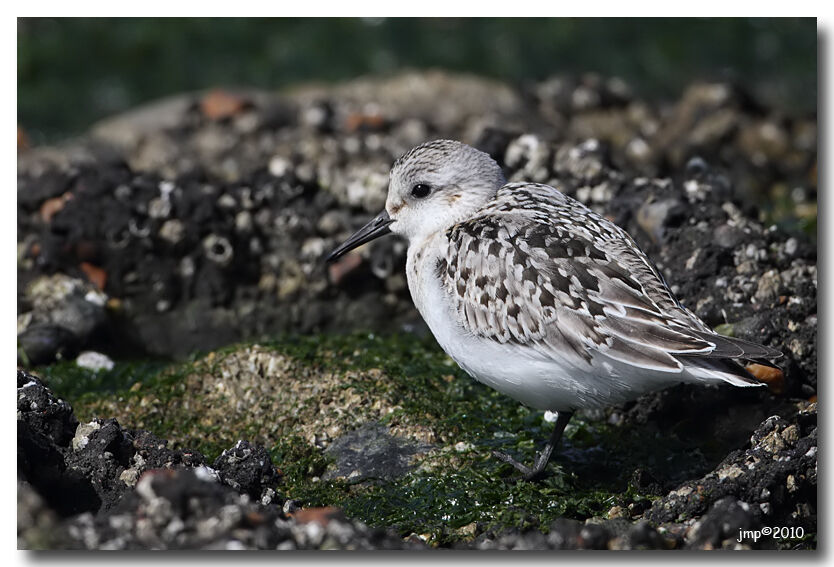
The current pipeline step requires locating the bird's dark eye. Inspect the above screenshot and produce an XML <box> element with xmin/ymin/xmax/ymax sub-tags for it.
<box><xmin>411</xmin><ymin>183</ymin><xmax>431</xmax><ymax>199</ymax></box>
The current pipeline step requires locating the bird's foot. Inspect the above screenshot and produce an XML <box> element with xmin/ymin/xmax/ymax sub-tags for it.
<box><xmin>491</xmin><ymin>450</ymin><xmax>548</xmax><ymax>482</ymax></box>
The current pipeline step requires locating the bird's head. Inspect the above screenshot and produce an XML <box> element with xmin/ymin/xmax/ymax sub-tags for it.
<box><xmin>327</xmin><ymin>140</ymin><xmax>505</xmax><ymax>262</ymax></box>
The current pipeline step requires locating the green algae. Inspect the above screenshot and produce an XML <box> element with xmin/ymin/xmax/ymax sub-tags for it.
<box><xmin>33</xmin><ymin>332</ymin><xmax>716</xmax><ymax>543</ymax></box>
<box><xmin>32</xmin><ymin>359</ymin><xmax>170</xmax><ymax>400</ymax></box>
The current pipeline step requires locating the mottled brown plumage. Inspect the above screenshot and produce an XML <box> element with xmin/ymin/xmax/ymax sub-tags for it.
<box><xmin>435</xmin><ymin>182</ymin><xmax>780</xmax><ymax>374</ymax></box>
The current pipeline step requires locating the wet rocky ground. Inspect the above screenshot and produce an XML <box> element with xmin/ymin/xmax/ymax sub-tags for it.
<box><xmin>17</xmin><ymin>71</ymin><xmax>816</xmax><ymax>550</ymax></box>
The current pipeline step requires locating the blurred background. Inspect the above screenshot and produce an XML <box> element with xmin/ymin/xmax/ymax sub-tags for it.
<box><xmin>18</xmin><ymin>17</ymin><xmax>817</xmax><ymax>143</ymax></box>
<box><xmin>17</xmin><ymin>17</ymin><xmax>818</xmax><ymax>363</ymax></box>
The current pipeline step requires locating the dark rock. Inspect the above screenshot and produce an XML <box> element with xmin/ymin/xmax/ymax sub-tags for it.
<box><xmin>130</xmin><ymin>429</ymin><xmax>208</xmax><ymax>470</ymax></box>
<box><xmin>684</xmin><ymin>155</ymin><xmax>709</xmax><ymax>177</ymax></box>
<box><xmin>546</xmin><ymin>518</ymin><xmax>583</xmax><ymax>549</ymax></box>
<box><xmin>17</xmin><ymin>480</ymin><xmax>81</xmax><ymax>550</ymax></box>
<box><xmin>646</xmin><ymin>404</ymin><xmax>817</xmax><ymax>532</ymax></box>
<box><xmin>61</xmin><ymin>468</ymin><xmax>423</xmax><ymax>550</ymax></box>
<box><xmin>17</xmin><ymin>274</ymin><xmax>108</xmax><ymax>365</ymax></box>
<box><xmin>635</xmin><ymin>196</ymin><xmax>687</xmax><ymax>244</ymax></box>
<box><xmin>713</xmin><ymin>223</ymin><xmax>745</xmax><ymax>249</ymax></box>
<box><xmin>323</xmin><ymin>422</ymin><xmax>432</xmax><ymax>483</ymax></box>
<box><xmin>16</xmin><ymin>370</ymin><xmax>214</xmax><ymax>518</ymax></box>
<box><xmin>474</xmin><ymin>516</ymin><xmax>658</xmax><ymax>550</ymax></box>
<box><xmin>577</xmin><ymin>522</ymin><xmax>612</xmax><ymax>549</ymax></box>
<box><xmin>732</xmin><ymin>314</ymin><xmax>779</xmax><ymax>346</ymax></box>
<box><xmin>686</xmin><ymin>497</ymin><xmax>763</xmax><ymax>549</ymax></box>
<box><xmin>64</xmin><ymin>418</ymin><xmax>137</xmax><ymax>511</ymax></box>
<box><xmin>621</xmin><ymin>520</ymin><xmax>669</xmax><ymax>549</ymax></box>
<box><xmin>630</xmin><ymin>468</ymin><xmax>663</xmax><ymax>496</ymax></box>
<box><xmin>212</xmin><ymin>440</ymin><xmax>282</xmax><ymax>501</ymax></box>
<box><xmin>16</xmin><ymin>371</ymin><xmax>97</xmax><ymax>516</ymax></box>
<box><xmin>17</xmin><ymin>370</ymin><xmax>78</xmax><ymax>448</ymax></box>
<box><xmin>17</xmin><ymin>169</ymin><xmax>73</xmax><ymax>212</ymax></box>
<box><xmin>474</xmin><ymin>126</ymin><xmax>517</xmax><ymax>167</ymax></box>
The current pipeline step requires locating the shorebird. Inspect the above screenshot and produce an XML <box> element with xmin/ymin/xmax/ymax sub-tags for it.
<box><xmin>327</xmin><ymin>139</ymin><xmax>781</xmax><ymax>480</ymax></box>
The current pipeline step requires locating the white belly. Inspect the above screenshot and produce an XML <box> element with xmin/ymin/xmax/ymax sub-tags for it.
<box><xmin>406</xmin><ymin>242</ymin><xmax>640</xmax><ymax>412</ymax></box>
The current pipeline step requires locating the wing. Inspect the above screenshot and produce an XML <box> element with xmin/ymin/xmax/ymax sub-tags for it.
<box><xmin>437</xmin><ymin>183</ymin><xmax>781</xmax><ymax>374</ymax></box>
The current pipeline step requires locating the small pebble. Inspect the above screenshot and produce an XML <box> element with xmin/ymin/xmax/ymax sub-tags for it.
<box><xmin>76</xmin><ymin>351</ymin><xmax>115</xmax><ymax>372</ymax></box>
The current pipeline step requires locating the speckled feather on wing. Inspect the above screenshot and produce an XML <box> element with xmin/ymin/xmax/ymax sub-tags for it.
<box><xmin>437</xmin><ymin>183</ymin><xmax>778</xmax><ymax>372</ymax></box>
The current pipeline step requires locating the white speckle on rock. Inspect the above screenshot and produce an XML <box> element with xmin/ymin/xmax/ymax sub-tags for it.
<box><xmin>225</xmin><ymin>540</ymin><xmax>246</xmax><ymax>550</ymax></box>
<box><xmin>717</xmin><ymin>463</ymin><xmax>744</xmax><ymax>482</ymax></box>
<box><xmin>217</xmin><ymin>193</ymin><xmax>237</xmax><ymax>209</ymax></box>
<box><xmin>159</xmin><ymin>219</ymin><xmax>186</xmax><ymax>244</ymax></box>
<box><xmin>235</xmin><ymin>211</ymin><xmax>253</xmax><ymax>233</ymax></box>
<box><xmin>76</xmin><ymin>351</ymin><xmax>115</xmax><ymax>372</ymax></box>
<box><xmin>785</xmin><ymin>237</ymin><xmax>799</xmax><ymax>256</ymax></box>
<box><xmin>269</xmin><ymin>156</ymin><xmax>291</xmax><ymax>177</ymax></box>
<box><xmin>575</xmin><ymin>186</ymin><xmax>592</xmax><ymax>204</ymax></box>
<box><xmin>343</xmin><ymin>136</ymin><xmax>361</xmax><ymax>154</ymax></box>
<box><xmin>194</xmin><ymin>465</ymin><xmax>220</xmax><ymax>483</ymax></box>
<box><xmin>72</xmin><ymin>421</ymin><xmax>102</xmax><ymax>451</ymax></box>
<box><xmin>84</xmin><ymin>290</ymin><xmax>107</xmax><ymax>306</ymax></box>
<box><xmin>148</xmin><ymin>196</ymin><xmax>171</xmax><ymax>219</ymax></box>
<box><xmin>684</xmin><ymin>179</ymin><xmax>707</xmax><ymax>201</ymax></box>
<box><xmin>119</xmin><ymin>467</ymin><xmax>140</xmax><ymax>487</ymax></box>
<box><xmin>261</xmin><ymin>488</ymin><xmax>276</xmax><ymax>506</ymax></box>
<box><xmin>159</xmin><ymin>180</ymin><xmax>176</xmax><ymax>196</ymax></box>
<box><xmin>685</xmin><ymin>249</ymin><xmax>701</xmax><ymax>271</ymax></box>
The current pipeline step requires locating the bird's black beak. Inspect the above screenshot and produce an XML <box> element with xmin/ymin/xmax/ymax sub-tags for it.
<box><xmin>326</xmin><ymin>211</ymin><xmax>394</xmax><ymax>262</ymax></box>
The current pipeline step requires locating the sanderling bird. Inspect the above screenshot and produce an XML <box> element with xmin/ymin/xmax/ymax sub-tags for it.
<box><xmin>327</xmin><ymin>139</ymin><xmax>782</xmax><ymax>480</ymax></box>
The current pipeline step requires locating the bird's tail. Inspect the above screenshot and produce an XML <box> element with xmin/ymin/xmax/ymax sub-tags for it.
<box><xmin>683</xmin><ymin>357</ymin><xmax>783</xmax><ymax>388</ymax></box>
<box><xmin>676</xmin><ymin>329</ymin><xmax>783</xmax><ymax>388</ymax></box>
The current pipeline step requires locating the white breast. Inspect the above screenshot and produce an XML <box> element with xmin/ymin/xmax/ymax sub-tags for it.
<box><xmin>406</xmin><ymin>237</ymin><xmax>617</xmax><ymax>412</ymax></box>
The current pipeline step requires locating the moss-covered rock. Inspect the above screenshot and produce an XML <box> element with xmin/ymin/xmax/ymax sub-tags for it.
<box><xmin>27</xmin><ymin>332</ymin><xmax>814</xmax><ymax>548</ymax></box>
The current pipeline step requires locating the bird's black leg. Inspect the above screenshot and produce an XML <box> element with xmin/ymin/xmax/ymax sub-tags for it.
<box><xmin>492</xmin><ymin>411</ymin><xmax>574</xmax><ymax>481</ymax></box>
